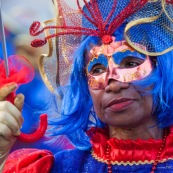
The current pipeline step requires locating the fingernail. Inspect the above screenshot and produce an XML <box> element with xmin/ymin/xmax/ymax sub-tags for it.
<box><xmin>15</xmin><ymin>130</ymin><xmax>20</xmax><ymax>136</ymax></box>
<box><xmin>15</xmin><ymin>95</ymin><xmax>24</xmax><ymax>104</ymax></box>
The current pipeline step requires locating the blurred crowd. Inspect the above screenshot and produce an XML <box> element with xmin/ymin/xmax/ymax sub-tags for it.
<box><xmin>0</xmin><ymin>0</ymin><xmax>71</xmax><ymax>152</ymax></box>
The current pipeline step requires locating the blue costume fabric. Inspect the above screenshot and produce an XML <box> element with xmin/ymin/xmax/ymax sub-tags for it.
<box><xmin>52</xmin><ymin>150</ymin><xmax>173</xmax><ymax>173</ymax></box>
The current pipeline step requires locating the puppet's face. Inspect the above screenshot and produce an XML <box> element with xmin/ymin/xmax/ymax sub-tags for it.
<box><xmin>86</xmin><ymin>39</ymin><xmax>153</xmax><ymax>90</ymax></box>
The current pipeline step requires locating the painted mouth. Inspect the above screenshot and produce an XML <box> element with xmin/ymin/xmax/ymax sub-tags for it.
<box><xmin>105</xmin><ymin>98</ymin><xmax>135</xmax><ymax>112</ymax></box>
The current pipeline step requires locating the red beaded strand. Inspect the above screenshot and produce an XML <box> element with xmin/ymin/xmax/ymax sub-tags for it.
<box><xmin>106</xmin><ymin>144</ymin><xmax>112</xmax><ymax>173</ymax></box>
<box><xmin>106</xmin><ymin>129</ymin><xmax>168</xmax><ymax>173</ymax></box>
<box><xmin>150</xmin><ymin>129</ymin><xmax>168</xmax><ymax>173</ymax></box>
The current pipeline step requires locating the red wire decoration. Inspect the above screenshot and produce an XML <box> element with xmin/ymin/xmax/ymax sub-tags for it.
<box><xmin>30</xmin><ymin>0</ymin><xmax>148</xmax><ymax>47</ymax></box>
<box><xmin>0</xmin><ymin>55</ymin><xmax>48</xmax><ymax>142</ymax></box>
<box><xmin>166</xmin><ymin>0</ymin><xmax>173</xmax><ymax>4</ymax></box>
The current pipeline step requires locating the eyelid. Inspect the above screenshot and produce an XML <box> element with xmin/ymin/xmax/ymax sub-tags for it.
<box><xmin>87</xmin><ymin>55</ymin><xmax>108</xmax><ymax>72</ymax></box>
<box><xmin>119</xmin><ymin>57</ymin><xmax>145</xmax><ymax>68</ymax></box>
<box><xmin>91</xmin><ymin>64</ymin><xmax>106</xmax><ymax>71</ymax></box>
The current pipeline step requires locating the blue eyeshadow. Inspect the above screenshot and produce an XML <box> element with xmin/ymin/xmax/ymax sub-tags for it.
<box><xmin>112</xmin><ymin>50</ymin><xmax>146</xmax><ymax>65</ymax></box>
<box><xmin>87</xmin><ymin>54</ymin><xmax>108</xmax><ymax>72</ymax></box>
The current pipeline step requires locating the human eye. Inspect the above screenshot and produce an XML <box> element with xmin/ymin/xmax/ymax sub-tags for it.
<box><xmin>120</xmin><ymin>57</ymin><xmax>144</xmax><ymax>68</ymax></box>
<box><xmin>89</xmin><ymin>64</ymin><xmax>106</xmax><ymax>75</ymax></box>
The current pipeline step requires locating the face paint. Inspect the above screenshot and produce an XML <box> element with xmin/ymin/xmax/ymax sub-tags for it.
<box><xmin>86</xmin><ymin>39</ymin><xmax>153</xmax><ymax>90</ymax></box>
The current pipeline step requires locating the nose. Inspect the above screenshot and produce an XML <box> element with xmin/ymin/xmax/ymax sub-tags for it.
<box><xmin>108</xmin><ymin>66</ymin><xmax>120</xmax><ymax>79</ymax></box>
<box><xmin>105</xmin><ymin>79</ymin><xmax>130</xmax><ymax>93</ymax></box>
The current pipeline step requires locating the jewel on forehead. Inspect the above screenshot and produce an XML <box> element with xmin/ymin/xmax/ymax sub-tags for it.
<box><xmin>102</xmin><ymin>35</ymin><xmax>113</xmax><ymax>44</ymax></box>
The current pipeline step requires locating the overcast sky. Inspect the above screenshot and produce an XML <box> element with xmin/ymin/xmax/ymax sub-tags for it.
<box><xmin>1</xmin><ymin>0</ymin><xmax>90</xmax><ymax>34</ymax></box>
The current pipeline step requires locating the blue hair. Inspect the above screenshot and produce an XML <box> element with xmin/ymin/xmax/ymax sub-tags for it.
<box><xmin>132</xmin><ymin>51</ymin><xmax>173</xmax><ymax>127</ymax></box>
<box><xmin>49</xmin><ymin>34</ymin><xmax>173</xmax><ymax>150</ymax></box>
<box><xmin>152</xmin><ymin>51</ymin><xmax>173</xmax><ymax>127</ymax></box>
<box><xmin>49</xmin><ymin>36</ymin><xmax>104</xmax><ymax>150</ymax></box>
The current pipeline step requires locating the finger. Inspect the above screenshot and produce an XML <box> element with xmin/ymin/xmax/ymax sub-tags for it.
<box><xmin>0</xmin><ymin>123</ymin><xmax>13</xmax><ymax>141</ymax></box>
<box><xmin>0</xmin><ymin>101</ymin><xmax>23</xmax><ymax>126</ymax></box>
<box><xmin>0</xmin><ymin>111</ymin><xmax>21</xmax><ymax>136</ymax></box>
<box><xmin>0</xmin><ymin>135</ymin><xmax>16</xmax><ymax>153</ymax></box>
<box><xmin>0</xmin><ymin>83</ymin><xmax>18</xmax><ymax>101</ymax></box>
<box><xmin>14</xmin><ymin>94</ymin><xmax>25</xmax><ymax>111</ymax></box>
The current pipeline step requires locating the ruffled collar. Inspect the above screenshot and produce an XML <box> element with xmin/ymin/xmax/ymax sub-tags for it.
<box><xmin>88</xmin><ymin>127</ymin><xmax>173</xmax><ymax>165</ymax></box>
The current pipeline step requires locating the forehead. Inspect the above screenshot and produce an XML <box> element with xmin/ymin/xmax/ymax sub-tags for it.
<box><xmin>85</xmin><ymin>40</ymin><xmax>137</xmax><ymax>64</ymax></box>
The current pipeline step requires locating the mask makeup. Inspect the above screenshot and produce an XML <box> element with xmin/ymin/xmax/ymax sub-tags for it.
<box><xmin>86</xmin><ymin>38</ymin><xmax>153</xmax><ymax>90</ymax></box>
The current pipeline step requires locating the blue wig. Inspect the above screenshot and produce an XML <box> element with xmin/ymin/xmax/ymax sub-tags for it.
<box><xmin>48</xmin><ymin>0</ymin><xmax>173</xmax><ymax>150</ymax></box>
<box><xmin>49</xmin><ymin>36</ymin><xmax>105</xmax><ymax>150</ymax></box>
<box><xmin>48</xmin><ymin>30</ymin><xmax>173</xmax><ymax>150</ymax></box>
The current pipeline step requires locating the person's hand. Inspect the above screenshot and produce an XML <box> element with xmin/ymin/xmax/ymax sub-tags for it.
<box><xmin>0</xmin><ymin>83</ymin><xmax>24</xmax><ymax>170</ymax></box>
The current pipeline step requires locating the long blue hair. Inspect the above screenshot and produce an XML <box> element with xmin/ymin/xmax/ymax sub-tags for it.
<box><xmin>49</xmin><ymin>34</ymin><xmax>173</xmax><ymax>150</ymax></box>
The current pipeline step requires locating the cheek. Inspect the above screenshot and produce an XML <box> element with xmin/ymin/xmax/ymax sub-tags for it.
<box><xmin>142</xmin><ymin>95</ymin><xmax>153</xmax><ymax>114</ymax></box>
<box><xmin>89</xmin><ymin>88</ymin><xmax>104</xmax><ymax>118</ymax></box>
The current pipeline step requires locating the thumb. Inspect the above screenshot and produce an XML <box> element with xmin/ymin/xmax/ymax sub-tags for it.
<box><xmin>0</xmin><ymin>83</ymin><xmax>18</xmax><ymax>101</ymax></box>
<box><xmin>14</xmin><ymin>94</ymin><xmax>25</xmax><ymax>111</ymax></box>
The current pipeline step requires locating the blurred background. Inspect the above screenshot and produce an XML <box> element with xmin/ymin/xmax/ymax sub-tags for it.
<box><xmin>0</xmin><ymin>0</ymin><xmax>73</xmax><ymax>152</ymax></box>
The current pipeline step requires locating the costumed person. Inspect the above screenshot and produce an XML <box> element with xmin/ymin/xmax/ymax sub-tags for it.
<box><xmin>1</xmin><ymin>0</ymin><xmax>173</xmax><ymax>172</ymax></box>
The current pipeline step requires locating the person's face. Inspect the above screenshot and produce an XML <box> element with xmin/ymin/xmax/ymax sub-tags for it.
<box><xmin>86</xmin><ymin>39</ymin><xmax>154</xmax><ymax>127</ymax></box>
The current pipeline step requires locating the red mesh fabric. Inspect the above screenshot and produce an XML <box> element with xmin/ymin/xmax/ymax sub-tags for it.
<box><xmin>28</xmin><ymin>0</ymin><xmax>173</xmax><ymax>92</ymax></box>
<box><xmin>0</xmin><ymin>55</ymin><xmax>34</xmax><ymax>103</ymax></box>
<box><xmin>0</xmin><ymin>55</ymin><xmax>34</xmax><ymax>87</ymax></box>
<box><xmin>2</xmin><ymin>149</ymin><xmax>54</xmax><ymax>173</ymax></box>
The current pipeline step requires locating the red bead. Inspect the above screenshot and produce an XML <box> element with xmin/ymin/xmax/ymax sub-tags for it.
<box><xmin>102</xmin><ymin>35</ymin><xmax>113</xmax><ymax>44</ymax></box>
<box><xmin>153</xmin><ymin>163</ymin><xmax>157</xmax><ymax>166</ymax></box>
<box><xmin>152</xmin><ymin>166</ymin><xmax>156</xmax><ymax>170</ymax></box>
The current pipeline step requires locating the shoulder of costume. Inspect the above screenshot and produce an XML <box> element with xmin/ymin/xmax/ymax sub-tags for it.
<box><xmin>2</xmin><ymin>148</ymin><xmax>54</xmax><ymax>173</ymax></box>
<box><xmin>54</xmin><ymin>148</ymin><xmax>90</xmax><ymax>161</ymax></box>
<box><xmin>52</xmin><ymin>149</ymin><xmax>90</xmax><ymax>172</ymax></box>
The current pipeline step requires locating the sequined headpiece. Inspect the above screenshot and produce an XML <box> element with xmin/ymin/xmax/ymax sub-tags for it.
<box><xmin>29</xmin><ymin>0</ymin><xmax>173</xmax><ymax>93</ymax></box>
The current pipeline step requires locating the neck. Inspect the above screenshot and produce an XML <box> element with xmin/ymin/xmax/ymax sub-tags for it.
<box><xmin>108</xmin><ymin>121</ymin><xmax>163</xmax><ymax>140</ymax></box>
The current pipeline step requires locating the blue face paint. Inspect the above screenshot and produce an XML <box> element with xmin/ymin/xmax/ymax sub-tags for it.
<box><xmin>112</xmin><ymin>50</ymin><xmax>146</xmax><ymax>65</ymax></box>
<box><xmin>87</xmin><ymin>54</ymin><xmax>108</xmax><ymax>72</ymax></box>
<box><xmin>87</xmin><ymin>50</ymin><xmax>146</xmax><ymax>73</ymax></box>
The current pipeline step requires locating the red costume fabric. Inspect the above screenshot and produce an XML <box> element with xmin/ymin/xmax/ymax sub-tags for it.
<box><xmin>88</xmin><ymin>127</ymin><xmax>173</xmax><ymax>165</ymax></box>
<box><xmin>3</xmin><ymin>127</ymin><xmax>173</xmax><ymax>172</ymax></box>
<box><xmin>2</xmin><ymin>149</ymin><xmax>54</xmax><ymax>173</ymax></box>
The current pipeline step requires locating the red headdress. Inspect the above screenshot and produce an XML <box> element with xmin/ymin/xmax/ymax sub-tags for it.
<box><xmin>29</xmin><ymin>0</ymin><xmax>173</xmax><ymax>93</ymax></box>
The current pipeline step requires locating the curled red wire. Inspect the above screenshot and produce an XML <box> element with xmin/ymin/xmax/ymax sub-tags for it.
<box><xmin>29</xmin><ymin>0</ymin><xmax>148</xmax><ymax>46</ymax></box>
<box><xmin>17</xmin><ymin>114</ymin><xmax>48</xmax><ymax>142</ymax></box>
<box><xmin>166</xmin><ymin>0</ymin><xmax>173</xmax><ymax>4</ymax></box>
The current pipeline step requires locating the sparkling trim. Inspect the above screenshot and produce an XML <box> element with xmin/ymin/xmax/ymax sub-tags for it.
<box><xmin>91</xmin><ymin>150</ymin><xmax>173</xmax><ymax>166</ymax></box>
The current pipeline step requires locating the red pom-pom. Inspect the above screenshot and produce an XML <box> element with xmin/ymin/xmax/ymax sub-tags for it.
<box><xmin>31</xmin><ymin>39</ymin><xmax>47</xmax><ymax>47</ymax></box>
<box><xmin>0</xmin><ymin>55</ymin><xmax>34</xmax><ymax>87</ymax></box>
<box><xmin>102</xmin><ymin>35</ymin><xmax>113</xmax><ymax>44</ymax></box>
